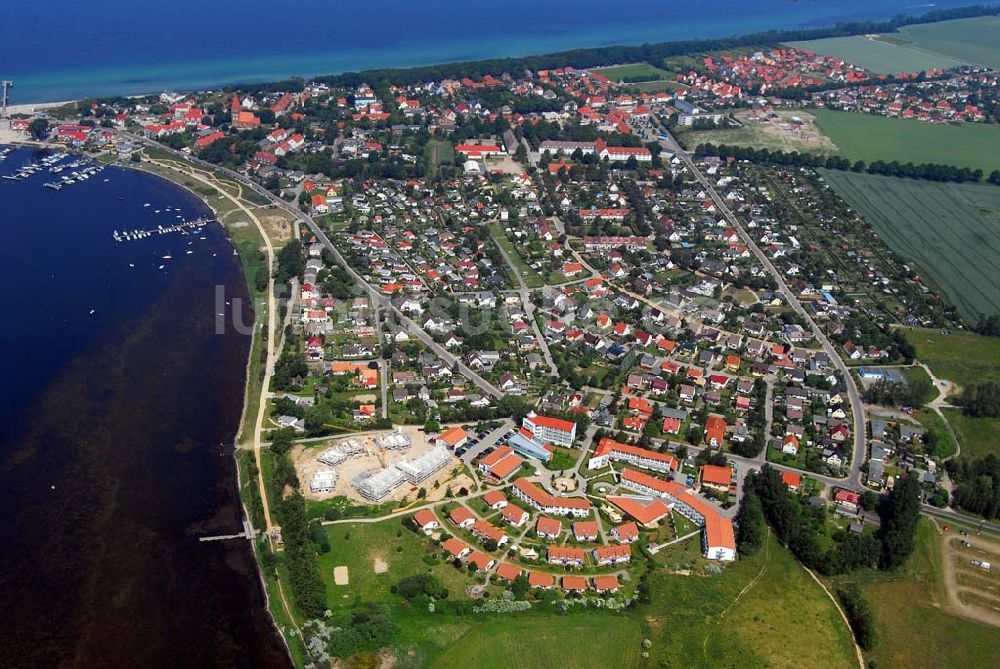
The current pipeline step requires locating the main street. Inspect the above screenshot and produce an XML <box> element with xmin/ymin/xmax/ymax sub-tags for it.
<box><xmin>646</xmin><ymin>118</ymin><xmax>867</xmax><ymax>488</ymax></box>
<box><xmin>119</xmin><ymin>131</ymin><xmax>503</xmax><ymax>401</ymax></box>
<box><xmin>123</xmin><ymin>131</ymin><xmax>996</xmax><ymax>534</ymax></box>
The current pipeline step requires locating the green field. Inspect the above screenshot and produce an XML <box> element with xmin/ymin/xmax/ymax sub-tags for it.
<box><xmin>895</xmin><ymin>16</ymin><xmax>1000</xmax><ymax>69</ymax></box>
<box><xmin>906</xmin><ymin>328</ymin><xmax>1000</xmax><ymax>387</ymax></box>
<box><xmin>430</xmin><ymin>614</ymin><xmax>643</xmax><ymax>669</ymax></box>
<box><xmin>812</xmin><ymin>109</ymin><xmax>1000</xmax><ymax>174</ymax></box>
<box><xmin>832</xmin><ymin>519</ymin><xmax>1000</xmax><ymax>668</ymax></box>
<box><xmin>943</xmin><ymin>408</ymin><xmax>1000</xmax><ymax>460</ymax></box>
<box><xmin>821</xmin><ymin>172</ymin><xmax>1000</xmax><ymax>322</ymax></box>
<box><xmin>316</xmin><ymin>519</ymin><xmax>472</xmax><ymax>611</ymax></box>
<box><xmin>591</xmin><ymin>62</ymin><xmax>671</xmax><ymax>82</ymax></box>
<box><xmin>914</xmin><ymin>409</ymin><xmax>959</xmax><ymax>459</ymax></box>
<box><xmin>787</xmin><ymin>16</ymin><xmax>1000</xmax><ymax>73</ymax></box>
<box><xmin>488</xmin><ymin>222</ymin><xmax>545</xmax><ymax>288</ymax></box>
<box><xmin>641</xmin><ymin>531</ymin><xmax>857</xmax><ymax>668</ymax></box>
<box><xmin>785</xmin><ymin>35</ymin><xmax>968</xmax><ymax>74</ymax></box>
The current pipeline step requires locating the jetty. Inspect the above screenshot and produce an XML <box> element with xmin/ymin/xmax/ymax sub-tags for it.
<box><xmin>198</xmin><ymin>519</ymin><xmax>257</xmax><ymax>543</ymax></box>
<box><xmin>113</xmin><ymin>216</ymin><xmax>212</xmax><ymax>243</ymax></box>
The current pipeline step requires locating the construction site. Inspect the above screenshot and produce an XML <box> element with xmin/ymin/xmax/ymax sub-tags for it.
<box><xmin>292</xmin><ymin>425</ymin><xmax>472</xmax><ymax>504</ymax></box>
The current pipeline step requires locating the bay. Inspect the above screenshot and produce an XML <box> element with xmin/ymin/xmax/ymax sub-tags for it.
<box><xmin>0</xmin><ymin>147</ymin><xmax>287</xmax><ymax>668</ymax></box>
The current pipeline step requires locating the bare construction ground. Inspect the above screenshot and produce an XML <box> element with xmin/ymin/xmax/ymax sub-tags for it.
<box><xmin>292</xmin><ymin>425</ymin><xmax>472</xmax><ymax>505</ymax></box>
<box><xmin>936</xmin><ymin>522</ymin><xmax>1000</xmax><ymax>627</ymax></box>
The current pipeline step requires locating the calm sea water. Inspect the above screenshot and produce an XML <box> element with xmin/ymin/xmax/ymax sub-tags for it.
<box><xmin>0</xmin><ymin>0</ymin><xmax>984</xmax><ymax>103</ymax></box>
<box><xmin>0</xmin><ymin>148</ymin><xmax>287</xmax><ymax>668</ymax></box>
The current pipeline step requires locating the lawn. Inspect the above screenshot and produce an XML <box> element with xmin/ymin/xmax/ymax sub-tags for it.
<box><xmin>487</xmin><ymin>222</ymin><xmax>544</xmax><ymax>288</ymax></box>
<box><xmin>831</xmin><ymin>519</ymin><xmax>1000</xmax><ymax>668</ymax></box>
<box><xmin>429</xmin><ymin>613</ymin><xmax>643</xmax><ymax>669</ymax></box>
<box><xmin>591</xmin><ymin>62</ymin><xmax>671</xmax><ymax>82</ymax></box>
<box><xmin>316</xmin><ymin>519</ymin><xmax>471</xmax><ymax>611</ymax></box>
<box><xmin>914</xmin><ymin>409</ymin><xmax>959</xmax><ymax>460</ymax></box>
<box><xmin>812</xmin><ymin>109</ymin><xmax>1000</xmax><ymax>174</ymax></box>
<box><xmin>642</xmin><ymin>531</ymin><xmax>857</xmax><ymax>668</ymax></box>
<box><xmin>821</xmin><ymin>172</ymin><xmax>1000</xmax><ymax>323</ymax></box>
<box><xmin>905</xmin><ymin>327</ymin><xmax>1000</xmax><ymax>387</ymax></box>
<box><xmin>901</xmin><ymin>365</ymin><xmax>936</xmax><ymax>405</ymax></box>
<box><xmin>943</xmin><ymin>408</ymin><xmax>1000</xmax><ymax>460</ymax></box>
<box><xmin>784</xmin><ymin>35</ymin><xmax>968</xmax><ymax>74</ymax></box>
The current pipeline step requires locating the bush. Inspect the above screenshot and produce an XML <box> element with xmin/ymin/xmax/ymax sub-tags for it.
<box><xmin>837</xmin><ymin>584</ymin><xmax>878</xmax><ymax>650</ymax></box>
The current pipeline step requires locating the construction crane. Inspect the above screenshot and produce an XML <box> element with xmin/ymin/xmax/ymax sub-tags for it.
<box><xmin>1</xmin><ymin>80</ymin><xmax>12</xmax><ymax>117</ymax></box>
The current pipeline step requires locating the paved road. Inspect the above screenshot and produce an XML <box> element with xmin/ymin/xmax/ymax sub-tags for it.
<box><xmin>148</xmin><ymin>156</ymin><xmax>281</xmax><ymax>543</ymax></box>
<box><xmin>132</xmin><ymin>132</ymin><xmax>991</xmax><ymax>531</ymax></box>
<box><xmin>487</xmin><ymin>222</ymin><xmax>559</xmax><ymax>376</ymax></box>
<box><xmin>648</xmin><ymin>118</ymin><xmax>867</xmax><ymax>487</ymax></box>
<box><xmin>121</xmin><ymin>131</ymin><xmax>503</xmax><ymax>400</ymax></box>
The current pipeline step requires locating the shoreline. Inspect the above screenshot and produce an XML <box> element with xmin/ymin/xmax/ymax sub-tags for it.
<box><xmin>116</xmin><ymin>152</ymin><xmax>296</xmax><ymax>667</ymax></box>
<box><xmin>4</xmin><ymin>5</ymin><xmax>996</xmax><ymax>107</ymax></box>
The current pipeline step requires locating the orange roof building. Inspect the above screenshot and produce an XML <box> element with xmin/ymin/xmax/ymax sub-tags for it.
<box><xmin>705</xmin><ymin>415</ymin><xmax>727</xmax><ymax>446</ymax></box>
<box><xmin>528</xmin><ymin>571</ymin><xmax>555</xmax><ymax>589</ymax></box>
<box><xmin>700</xmin><ymin>464</ymin><xmax>732</xmax><ymax>490</ymax></box>
<box><xmin>494</xmin><ymin>563</ymin><xmax>521</xmax><ymax>582</ymax></box>
<box><xmin>435</xmin><ymin>426</ymin><xmax>469</xmax><ymax>449</ymax></box>
<box><xmin>588</xmin><ymin>437</ymin><xmax>677</xmax><ymax>473</ymax></box>
<box><xmin>593</xmin><ymin>574</ymin><xmax>620</xmax><ymax>593</ymax></box>
<box><xmin>619</xmin><ymin>468</ymin><xmax>736</xmax><ymax>561</ymax></box>
<box><xmin>562</xmin><ymin>575</ymin><xmax>588</xmax><ymax>592</ymax></box>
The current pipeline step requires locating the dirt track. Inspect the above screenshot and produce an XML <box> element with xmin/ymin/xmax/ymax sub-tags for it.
<box><xmin>932</xmin><ymin>519</ymin><xmax>1000</xmax><ymax>627</ymax></box>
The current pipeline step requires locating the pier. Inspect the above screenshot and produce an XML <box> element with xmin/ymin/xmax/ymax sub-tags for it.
<box><xmin>113</xmin><ymin>216</ymin><xmax>212</xmax><ymax>243</ymax></box>
<box><xmin>198</xmin><ymin>519</ymin><xmax>257</xmax><ymax>543</ymax></box>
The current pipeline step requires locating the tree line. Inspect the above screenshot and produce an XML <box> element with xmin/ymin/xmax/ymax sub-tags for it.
<box><xmin>737</xmin><ymin>465</ymin><xmax>922</xmax><ymax>573</ymax></box>
<box><xmin>310</xmin><ymin>6</ymin><xmax>999</xmax><ymax>92</ymax></box>
<box><xmin>946</xmin><ymin>453</ymin><xmax>1000</xmax><ymax>519</ymax></box>
<box><xmin>268</xmin><ymin>431</ymin><xmax>328</xmax><ymax>618</ymax></box>
<box><xmin>695</xmin><ymin>143</ymin><xmax>994</xmax><ymax>185</ymax></box>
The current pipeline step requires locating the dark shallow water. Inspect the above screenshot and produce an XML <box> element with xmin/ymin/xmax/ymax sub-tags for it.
<box><xmin>0</xmin><ymin>148</ymin><xmax>287</xmax><ymax>668</ymax></box>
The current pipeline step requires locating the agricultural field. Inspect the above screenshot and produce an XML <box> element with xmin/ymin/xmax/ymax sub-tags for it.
<box><xmin>895</xmin><ymin>16</ymin><xmax>1000</xmax><ymax>69</ymax></box>
<box><xmin>641</xmin><ymin>531</ymin><xmax>857</xmax><ymax>668</ymax></box>
<box><xmin>831</xmin><ymin>519</ymin><xmax>1000</xmax><ymax>667</ymax></box>
<box><xmin>821</xmin><ymin>172</ymin><xmax>1000</xmax><ymax>323</ymax></box>
<box><xmin>784</xmin><ymin>35</ymin><xmax>968</xmax><ymax>75</ymax></box>
<box><xmin>812</xmin><ymin>109</ymin><xmax>1000</xmax><ymax>174</ymax></box>
<box><xmin>679</xmin><ymin>109</ymin><xmax>838</xmax><ymax>155</ymax></box>
<box><xmin>786</xmin><ymin>16</ymin><xmax>1000</xmax><ymax>73</ymax></box>
<box><xmin>591</xmin><ymin>62</ymin><xmax>671</xmax><ymax>82</ymax></box>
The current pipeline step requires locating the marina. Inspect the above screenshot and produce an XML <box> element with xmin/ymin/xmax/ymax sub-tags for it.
<box><xmin>112</xmin><ymin>217</ymin><xmax>212</xmax><ymax>243</ymax></box>
<box><xmin>2</xmin><ymin>152</ymin><xmax>106</xmax><ymax>188</ymax></box>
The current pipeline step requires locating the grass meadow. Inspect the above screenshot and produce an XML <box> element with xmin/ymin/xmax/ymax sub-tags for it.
<box><xmin>641</xmin><ymin>531</ymin><xmax>857</xmax><ymax>668</ymax></box>
<box><xmin>591</xmin><ymin>62</ymin><xmax>671</xmax><ymax>82</ymax></box>
<box><xmin>831</xmin><ymin>519</ymin><xmax>1000</xmax><ymax>668</ymax></box>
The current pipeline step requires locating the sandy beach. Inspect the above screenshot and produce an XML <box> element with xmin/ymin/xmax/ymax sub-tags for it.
<box><xmin>4</xmin><ymin>100</ymin><xmax>76</xmax><ymax>116</ymax></box>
